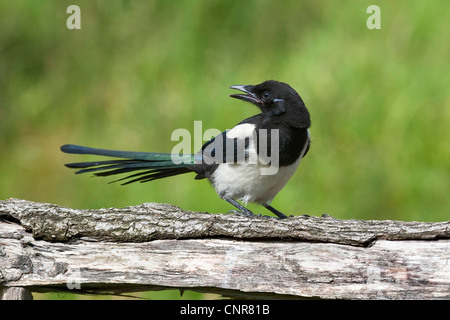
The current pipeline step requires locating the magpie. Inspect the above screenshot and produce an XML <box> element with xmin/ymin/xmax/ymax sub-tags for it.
<box><xmin>60</xmin><ymin>80</ymin><xmax>311</xmax><ymax>219</ymax></box>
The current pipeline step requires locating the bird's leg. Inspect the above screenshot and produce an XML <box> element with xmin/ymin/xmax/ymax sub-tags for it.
<box><xmin>263</xmin><ymin>204</ymin><xmax>288</xmax><ymax>219</ymax></box>
<box><xmin>224</xmin><ymin>198</ymin><xmax>257</xmax><ymax>218</ymax></box>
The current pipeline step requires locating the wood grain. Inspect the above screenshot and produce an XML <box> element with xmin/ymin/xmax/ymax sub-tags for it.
<box><xmin>1</xmin><ymin>198</ymin><xmax>449</xmax><ymax>299</ymax></box>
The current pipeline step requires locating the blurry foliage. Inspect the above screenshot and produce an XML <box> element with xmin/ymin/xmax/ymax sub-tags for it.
<box><xmin>0</xmin><ymin>0</ymin><xmax>449</xmax><ymax>299</ymax></box>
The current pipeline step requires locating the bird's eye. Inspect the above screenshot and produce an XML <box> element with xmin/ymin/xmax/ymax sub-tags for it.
<box><xmin>261</xmin><ymin>91</ymin><xmax>272</xmax><ymax>102</ymax></box>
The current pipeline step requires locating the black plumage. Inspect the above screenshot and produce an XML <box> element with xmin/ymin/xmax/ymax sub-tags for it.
<box><xmin>61</xmin><ymin>80</ymin><xmax>311</xmax><ymax>219</ymax></box>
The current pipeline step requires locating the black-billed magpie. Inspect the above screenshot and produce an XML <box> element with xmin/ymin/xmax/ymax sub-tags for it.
<box><xmin>61</xmin><ymin>80</ymin><xmax>311</xmax><ymax>219</ymax></box>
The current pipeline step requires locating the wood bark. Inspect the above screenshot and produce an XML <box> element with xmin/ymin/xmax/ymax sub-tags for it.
<box><xmin>1</xmin><ymin>198</ymin><xmax>449</xmax><ymax>299</ymax></box>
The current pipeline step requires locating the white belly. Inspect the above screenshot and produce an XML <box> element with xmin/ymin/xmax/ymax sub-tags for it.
<box><xmin>211</xmin><ymin>157</ymin><xmax>301</xmax><ymax>204</ymax></box>
<box><xmin>211</xmin><ymin>124</ymin><xmax>309</xmax><ymax>205</ymax></box>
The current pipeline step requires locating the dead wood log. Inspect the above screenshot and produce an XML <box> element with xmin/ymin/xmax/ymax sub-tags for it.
<box><xmin>1</xmin><ymin>198</ymin><xmax>449</xmax><ymax>299</ymax></box>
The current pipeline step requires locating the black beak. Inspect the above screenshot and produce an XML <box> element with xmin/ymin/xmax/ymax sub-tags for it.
<box><xmin>229</xmin><ymin>85</ymin><xmax>262</xmax><ymax>106</ymax></box>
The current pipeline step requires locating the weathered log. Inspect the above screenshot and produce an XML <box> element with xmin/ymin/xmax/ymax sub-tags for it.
<box><xmin>1</xmin><ymin>198</ymin><xmax>449</xmax><ymax>299</ymax></box>
<box><xmin>1</xmin><ymin>198</ymin><xmax>449</xmax><ymax>246</ymax></box>
<box><xmin>0</xmin><ymin>286</ymin><xmax>33</xmax><ymax>300</ymax></box>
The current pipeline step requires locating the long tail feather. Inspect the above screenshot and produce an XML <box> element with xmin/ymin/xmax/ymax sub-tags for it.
<box><xmin>68</xmin><ymin>161</ymin><xmax>179</xmax><ymax>175</ymax></box>
<box><xmin>60</xmin><ymin>144</ymin><xmax>196</xmax><ymax>184</ymax></box>
<box><xmin>61</xmin><ymin>144</ymin><xmax>175</xmax><ymax>161</ymax></box>
<box><xmin>119</xmin><ymin>168</ymin><xmax>192</xmax><ymax>185</ymax></box>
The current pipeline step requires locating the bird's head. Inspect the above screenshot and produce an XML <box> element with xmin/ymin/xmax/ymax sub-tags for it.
<box><xmin>229</xmin><ymin>80</ymin><xmax>311</xmax><ymax>128</ymax></box>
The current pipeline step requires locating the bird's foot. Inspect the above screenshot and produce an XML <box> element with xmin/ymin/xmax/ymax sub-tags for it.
<box><xmin>227</xmin><ymin>209</ymin><xmax>257</xmax><ymax>218</ymax></box>
<box><xmin>255</xmin><ymin>213</ymin><xmax>279</xmax><ymax>220</ymax></box>
<box><xmin>227</xmin><ymin>210</ymin><xmax>280</xmax><ymax>220</ymax></box>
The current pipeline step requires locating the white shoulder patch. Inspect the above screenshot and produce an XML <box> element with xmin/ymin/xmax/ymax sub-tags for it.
<box><xmin>226</xmin><ymin>123</ymin><xmax>256</xmax><ymax>139</ymax></box>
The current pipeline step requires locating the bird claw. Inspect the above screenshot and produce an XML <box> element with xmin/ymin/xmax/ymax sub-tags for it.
<box><xmin>256</xmin><ymin>213</ymin><xmax>279</xmax><ymax>220</ymax></box>
<box><xmin>228</xmin><ymin>210</ymin><xmax>276</xmax><ymax>219</ymax></box>
<box><xmin>227</xmin><ymin>210</ymin><xmax>256</xmax><ymax>218</ymax></box>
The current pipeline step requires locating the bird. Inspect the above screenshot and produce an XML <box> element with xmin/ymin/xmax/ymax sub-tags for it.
<box><xmin>60</xmin><ymin>80</ymin><xmax>311</xmax><ymax>219</ymax></box>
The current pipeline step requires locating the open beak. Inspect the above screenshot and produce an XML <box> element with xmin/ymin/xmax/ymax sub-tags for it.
<box><xmin>229</xmin><ymin>85</ymin><xmax>262</xmax><ymax>106</ymax></box>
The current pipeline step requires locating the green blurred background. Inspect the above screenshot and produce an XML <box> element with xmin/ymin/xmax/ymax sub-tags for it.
<box><xmin>1</xmin><ymin>0</ymin><xmax>449</xmax><ymax>299</ymax></box>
